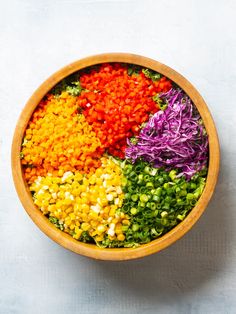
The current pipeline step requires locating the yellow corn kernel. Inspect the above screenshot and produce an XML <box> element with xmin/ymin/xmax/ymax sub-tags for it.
<box><xmin>57</xmin><ymin>191</ymin><xmax>64</xmax><ymax>198</ymax></box>
<box><xmin>74</xmin><ymin>173</ymin><xmax>83</xmax><ymax>181</ymax></box>
<box><xmin>48</xmin><ymin>204</ymin><xmax>56</xmax><ymax>212</ymax></box>
<box><xmin>88</xmin><ymin>211</ymin><xmax>98</xmax><ymax>220</ymax></box>
<box><xmin>37</xmin><ymin>194</ymin><xmax>45</xmax><ymax>201</ymax></box>
<box><xmin>81</xmin><ymin>222</ymin><xmax>90</xmax><ymax>231</ymax></box>
<box><xmin>61</xmin><ymin>212</ymin><xmax>67</xmax><ymax>219</ymax></box>
<box><xmin>89</xmin><ymin>176</ymin><xmax>96</xmax><ymax>185</ymax></box>
<box><xmin>73</xmin><ymin>189</ymin><xmax>81</xmax><ymax>196</ymax></box>
<box><xmin>95</xmin><ymin>168</ymin><xmax>103</xmax><ymax>177</ymax></box>
<box><xmin>65</xmin><ymin>207</ymin><xmax>73</xmax><ymax>214</ymax></box>
<box><xmin>69</xmin><ymin>213</ymin><xmax>76</xmax><ymax>220</ymax></box>
<box><xmin>112</xmin><ymin>218</ymin><xmax>119</xmax><ymax>224</ymax></box>
<box><xmin>83</xmin><ymin>178</ymin><xmax>89</xmax><ymax>186</ymax></box>
<box><xmin>117</xmin><ymin>234</ymin><xmax>125</xmax><ymax>241</ymax></box>
<box><xmin>109</xmin><ymin>207</ymin><xmax>116</xmax><ymax>217</ymax></box>
<box><xmin>54</xmin><ymin>211</ymin><xmax>60</xmax><ymax>219</ymax></box>
<box><xmin>81</xmin><ymin>213</ymin><xmax>88</xmax><ymax>221</ymax></box>
<box><xmin>80</xmin><ymin>185</ymin><xmax>87</xmax><ymax>192</ymax></box>
<box><xmin>122</xmin><ymin>219</ymin><xmax>130</xmax><ymax>226</ymax></box>
<box><xmin>90</xmin><ymin>230</ymin><xmax>97</xmax><ymax>237</ymax></box>
<box><xmin>97</xmin><ymin>198</ymin><xmax>108</xmax><ymax>207</ymax></box>
<box><xmin>73</xmin><ymin>227</ymin><xmax>83</xmax><ymax>239</ymax></box>
<box><xmin>58</xmin><ymin>170</ymin><xmax>64</xmax><ymax>177</ymax></box>
<box><xmin>95</xmin><ymin>235</ymin><xmax>104</xmax><ymax>242</ymax></box>
<box><xmin>74</xmin><ymin>203</ymin><xmax>80</xmax><ymax>212</ymax></box>
<box><xmin>96</xmin><ymin>178</ymin><xmax>103</xmax><ymax>185</ymax></box>
<box><xmin>96</xmin><ymin>224</ymin><xmax>106</xmax><ymax>234</ymax></box>
<box><xmin>65</xmin><ymin>217</ymin><xmax>71</xmax><ymax>224</ymax></box>
<box><xmin>120</xmin><ymin>212</ymin><xmax>125</xmax><ymax>219</ymax></box>
<box><xmin>81</xmin><ymin>204</ymin><xmax>90</xmax><ymax>213</ymax></box>
<box><xmin>70</xmin><ymin>223</ymin><xmax>75</xmax><ymax>230</ymax></box>
<box><xmin>64</xmin><ymin>198</ymin><xmax>72</xmax><ymax>206</ymax></box>
<box><xmin>90</xmin><ymin>220</ymin><xmax>99</xmax><ymax>228</ymax></box>
<box><xmin>51</xmin><ymin>184</ymin><xmax>59</xmax><ymax>193</ymax></box>
<box><xmin>34</xmin><ymin>199</ymin><xmax>42</xmax><ymax>206</ymax></box>
<box><xmin>81</xmin><ymin>197</ymin><xmax>89</xmax><ymax>204</ymax></box>
<box><xmin>115</xmin><ymin>222</ymin><xmax>122</xmax><ymax>231</ymax></box>
<box><xmin>112</xmin><ymin>178</ymin><xmax>120</xmax><ymax>186</ymax></box>
<box><xmin>103</xmin><ymin>206</ymin><xmax>110</xmax><ymax>214</ymax></box>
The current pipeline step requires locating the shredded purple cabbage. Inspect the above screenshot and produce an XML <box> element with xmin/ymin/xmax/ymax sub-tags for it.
<box><xmin>126</xmin><ymin>88</ymin><xmax>209</xmax><ymax>179</ymax></box>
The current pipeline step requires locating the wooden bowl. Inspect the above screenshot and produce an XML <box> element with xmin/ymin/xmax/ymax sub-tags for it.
<box><xmin>12</xmin><ymin>53</ymin><xmax>220</xmax><ymax>261</ymax></box>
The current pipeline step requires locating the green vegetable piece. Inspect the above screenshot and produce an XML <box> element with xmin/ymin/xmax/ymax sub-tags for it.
<box><xmin>152</xmin><ymin>209</ymin><xmax>159</xmax><ymax>217</ymax></box>
<box><xmin>186</xmin><ymin>193</ymin><xmax>195</xmax><ymax>200</ymax></box>
<box><xmin>130</xmin><ymin>137</ymin><xmax>138</xmax><ymax>145</ymax></box>
<box><xmin>150</xmin><ymin>202</ymin><xmax>156</xmax><ymax>210</ymax></box>
<box><xmin>150</xmin><ymin>228</ymin><xmax>159</xmax><ymax>237</ymax></box>
<box><xmin>152</xmin><ymin>195</ymin><xmax>160</xmax><ymax>202</ymax></box>
<box><xmin>137</xmin><ymin>174</ymin><xmax>144</xmax><ymax>184</ymax></box>
<box><xmin>161</xmin><ymin>218</ymin><xmax>168</xmax><ymax>226</ymax></box>
<box><xmin>124</xmin><ymin>193</ymin><xmax>131</xmax><ymax>199</ymax></box>
<box><xmin>138</xmin><ymin>201</ymin><xmax>146</xmax><ymax>207</ymax></box>
<box><xmin>124</xmin><ymin>164</ymin><xmax>132</xmax><ymax>174</ymax></box>
<box><xmin>66</xmin><ymin>81</ymin><xmax>83</xmax><ymax>96</ymax></box>
<box><xmin>146</xmin><ymin>182</ymin><xmax>154</xmax><ymax>189</ymax></box>
<box><xmin>180</xmin><ymin>190</ymin><xmax>187</xmax><ymax>197</ymax></box>
<box><xmin>169</xmin><ymin>170</ymin><xmax>176</xmax><ymax>181</ymax></box>
<box><xmin>163</xmin><ymin>183</ymin><xmax>169</xmax><ymax>189</ymax></box>
<box><xmin>127</xmin><ymin>65</ymin><xmax>141</xmax><ymax>76</ymax></box>
<box><xmin>177</xmin><ymin>214</ymin><xmax>185</xmax><ymax>221</ymax></box>
<box><xmin>144</xmin><ymin>166</ymin><xmax>151</xmax><ymax>174</ymax></box>
<box><xmin>132</xmin><ymin>224</ymin><xmax>140</xmax><ymax>232</ymax></box>
<box><xmin>140</xmin><ymin>194</ymin><xmax>149</xmax><ymax>203</ymax></box>
<box><xmin>162</xmin><ymin>203</ymin><xmax>170</xmax><ymax>210</ymax></box>
<box><xmin>175</xmin><ymin>187</ymin><xmax>181</xmax><ymax>193</ymax></box>
<box><xmin>142</xmin><ymin>68</ymin><xmax>161</xmax><ymax>81</ymax></box>
<box><xmin>121</xmin><ymin>178</ymin><xmax>128</xmax><ymax>187</ymax></box>
<box><xmin>161</xmin><ymin>211</ymin><xmax>168</xmax><ymax>218</ymax></box>
<box><xmin>144</xmin><ymin>175</ymin><xmax>150</xmax><ymax>182</ymax></box>
<box><xmin>130</xmin><ymin>207</ymin><xmax>138</xmax><ymax>215</ymax></box>
<box><xmin>150</xmin><ymin>168</ymin><xmax>158</xmax><ymax>176</ymax></box>
<box><xmin>155</xmin><ymin>187</ymin><xmax>162</xmax><ymax>196</ymax></box>
<box><xmin>152</xmin><ymin>94</ymin><xmax>168</xmax><ymax>110</ymax></box>
<box><xmin>131</xmin><ymin>194</ymin><xmax>139</xmax><ymax>202</ymax></box>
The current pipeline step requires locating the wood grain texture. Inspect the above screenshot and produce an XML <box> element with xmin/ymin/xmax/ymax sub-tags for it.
<box><xmin>11</xmin><ymin>53</ymin><xmax>220</xmax><ymax>261</ymax></box>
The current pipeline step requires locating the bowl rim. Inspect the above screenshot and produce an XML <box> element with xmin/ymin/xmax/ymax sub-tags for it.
<box><xmin>11</xmin><ymin>53</ymin><xmax>220</xmax><ymax>261</ymax></box>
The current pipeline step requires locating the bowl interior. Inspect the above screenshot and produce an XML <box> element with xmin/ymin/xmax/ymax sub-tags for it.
<box><xmin>12</xmin><ymin>53</ymin><xmax>220</xmax><ymax>260</ymax></box>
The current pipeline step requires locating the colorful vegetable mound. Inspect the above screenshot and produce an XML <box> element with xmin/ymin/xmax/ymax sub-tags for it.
<box><xmin>21</xmin><ymin>63</ymin><xmax>209</xmax><ymax>248</ymax></box>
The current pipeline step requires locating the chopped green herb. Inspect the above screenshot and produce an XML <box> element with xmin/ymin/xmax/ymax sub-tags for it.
<box><xmin>142</xmin><ymin>68</ymin><xmax>161</xmax><ymax>81</ymax></box>
<box><xmin>120</xmin><ymin>160</ymin><xmax>206</xmax><ymax>244</ymax></box>
<box><xmin>51</xmin><ymin>73</ymin><xmax>81</xmax><ymax>96</ymax></box>
<box><xmin>49</xmin><ymin>216</ymin><xmax>64</xmax><ymax>230</ymax></box>
<box><xmin>66</xmin><ymin>81</ymin><xmax>83</xmax><ymax>96</ymax></box>
<box><xmin>127</xmin><ymin>64</ymin><xmax>141</xmax><ymax>76</ymax></box>
<box><xmin>152</xmin><ymin>94</ymin><xmax>168</xmax><ymax>110</ymax></box>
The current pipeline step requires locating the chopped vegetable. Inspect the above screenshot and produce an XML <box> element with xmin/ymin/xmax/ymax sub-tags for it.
<box><xmin>77</xmin><ymin>63</ymin><xmax>172</xmax><ymax>158</ymax></box>
<box><xmin>126</xmin><ymin>88</ymin><xmax>209</xmax><ymax>179</ymax></box>
<box><xmin>120</xmin><ymin>160</ymin><xmax>206</xmax><ymax>245</ymax></box>
<box><xmin>21</xmin><ymin>92</ymin><xmax>103</xmax><ymax>184</ymax></box>
<box><xmin>30</xmin><ymin>157</ymin><xmax>129</xmax><ymax>245</ymax></box>
<box><xmin>142</xmin><ymin>68</ymin><xmax>161</xmax><ymax>81</ymax></box>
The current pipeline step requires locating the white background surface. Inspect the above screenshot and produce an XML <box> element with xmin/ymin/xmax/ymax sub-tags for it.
<box><xmin>0</xmin><ymin>0</ymin><xmax>236</xmax><ymax>313</ymax></box>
